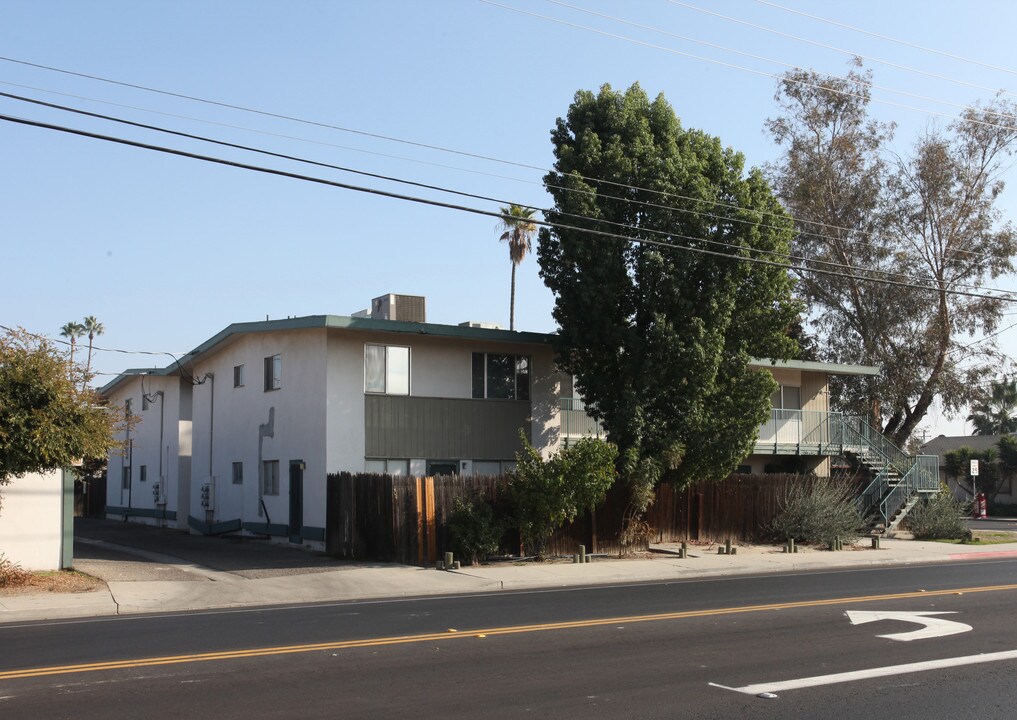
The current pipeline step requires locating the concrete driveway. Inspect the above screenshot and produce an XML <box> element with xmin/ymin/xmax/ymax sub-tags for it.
<box><xmin>73</xmin><ymin>517</ymin><xmax>360</xmax><ymax>582</ymax></box>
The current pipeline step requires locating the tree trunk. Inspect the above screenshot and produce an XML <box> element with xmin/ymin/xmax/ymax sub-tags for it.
<box><xmin>509</xmin><ymin>262</ymin><xmax>516</xmax><ymax>331</ymax></box>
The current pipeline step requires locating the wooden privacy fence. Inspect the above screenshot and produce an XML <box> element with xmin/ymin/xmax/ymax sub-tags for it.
<box><xmin>325</xmin><ymin>472</ymin><xmax>836</xmax><ymax>565</ymax></box>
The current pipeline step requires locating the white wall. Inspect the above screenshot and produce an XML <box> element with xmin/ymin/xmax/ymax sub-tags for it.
<box><xmin>0</xmin><ymin>470</ymin><xmax>66</xmax><ymax>570</ymax></box>
<box><xmin>189</xmin><ymin>329</ymin><xmax>328</xmax><ymax>538</ymax></box>
<box><xmin>324</xmin><ymin>330</ymin><xmax>561</xmax><ymax>475</ymax></box>
<box><xmin>103</xmin><ymin>375</ymin><xmax>185</xmax><ymax>528</ymax></box>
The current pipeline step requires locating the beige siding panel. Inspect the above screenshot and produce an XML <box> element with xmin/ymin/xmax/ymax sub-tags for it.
<box><xmin>365</xmin><ymin>396</ymin><xmax>531</xmax><ymax>460</ymax></box>
<box><xmin>801</xmin><ymin>370</ymin><xmax>828</xmax><ymax>412</ymax></box>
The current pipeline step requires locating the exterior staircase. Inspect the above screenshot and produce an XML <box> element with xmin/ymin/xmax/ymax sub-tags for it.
<box><xmin>838</xmin><ymin>416</ymin><xmax>940</xmax><ymax>535</ymax></box>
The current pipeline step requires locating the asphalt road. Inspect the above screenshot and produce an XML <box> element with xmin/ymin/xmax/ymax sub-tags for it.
<box><xmin>3</xmin><ymin>559</ymin><xmax>1017</xmax><ymax>719</ymax></box>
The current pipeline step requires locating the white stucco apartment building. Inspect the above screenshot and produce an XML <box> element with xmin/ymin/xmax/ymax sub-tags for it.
<box><xmin>101</xmin><ymin>294</ymin><xmax>886</xmax><ymax>548</ymax></box>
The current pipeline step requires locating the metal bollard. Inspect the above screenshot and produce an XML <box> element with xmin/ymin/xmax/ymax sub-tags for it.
<box><xmin>444</xmin><ymin>552</ymin><xmax>454</xmax><ymax>570</ymax></box>
<box><xmin>872</xmin><ymin>536</ymin><xmax>880</xmax><ymax>550</ymax></box>
<box><xmin>679</xmin><ymin>542</ymin><xmax>687</xmax><ymax>559</ymax></box>
<box><xmin>579</xmin><ymin>544</ymin><xmax>587</xmax><ymax>564</ymax></box>
<box><xmin>725</xmin><ymin>538</ymin><xmax>732</xmax><ymax>555</ymax></box>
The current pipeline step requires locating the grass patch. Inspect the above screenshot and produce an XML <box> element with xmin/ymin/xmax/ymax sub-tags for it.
<box><xmin>0</xmin><ymin>564</ymin><xmax>105</xmax><ymax>595</ymax></box>
<box><xmin>929</xmin><ymin>530</ymin><xmax>1017</xmax><ymax>546</ymax></box>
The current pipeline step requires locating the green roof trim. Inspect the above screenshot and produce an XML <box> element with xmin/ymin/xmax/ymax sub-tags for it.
<box><xmin>749</xmin><ymin>358</ymin><xmax>881</xmax><ymax>376</ymax></box>
<box><xmin>101</xmin><ymin>314</ymin><xmax>552</xmax><ymax>395</ymax></box>
<box><xmin>99</xmin><ymin>314</ymin><xmax>881</xmax><ymax>396</ymax></box>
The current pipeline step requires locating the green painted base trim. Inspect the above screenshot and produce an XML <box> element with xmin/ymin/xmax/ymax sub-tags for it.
<box><xmin>106</xmin><ymin>505</ymin><xmax>178</xmax><ymax>521</ymax></box>
<box><xmin>187</xmin><ymin>516</ymin><xmax>242</xmax><ymax>535</ymax></box>
<box><xmin>243</xmin><ymin>521</ymin><xmax>289</xmax><ymax>537</ymax></box>
<box><xmin>300</xmin><ymin>526</ymin><xmax>325</xmax><ymax>542</ymax></box>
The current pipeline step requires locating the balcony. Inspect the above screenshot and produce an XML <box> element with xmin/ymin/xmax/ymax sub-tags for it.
<box><xmin>562</xmin><ymin>403</ymin><xmax>876</xmax><ymax>459</ymax></box>
<box><xmin>560</xmin><ymin>397</ymin><xmax>605</xmax><ymax>440</ymax></box>
<box><xmin>754</xmin><ymin>408</ymin><xmax>850</xmax><ymax>456</ymax></box>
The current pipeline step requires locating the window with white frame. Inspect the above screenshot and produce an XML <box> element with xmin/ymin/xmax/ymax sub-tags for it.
<box><xmin>364</xmin><ymin>344</ymin><xmax>410</xmax><ymax>395</ymax></box>
<box><xmin>234</xmin><ymin>364</ymin><xmax>245</xmax><ymax>388</ymax></box>
<box><xmin>771</xmin><ymin>385</ymin><xmax>801</xmax><ymax>410</ymax></box>
<box><xmin>472</xmin><ymin>353</ymin><xmax>530</xmax><ymax>400</ymax></box>
<box><xmin>262</xmin><ymin>460</ymin><xmax>279</xmax><ymax>495</ymax></box>
<box><xmin>365</xmin><ymin>459</ymin><xmax>409</xmax><ymax>476</ymax></box>
<box><xmin>264</xmin><ymin>355</ymin><xmax>281</xmax><ymax>391</ymax></box>
<box><xmin>232</xmin><ymin>461</ymin><xmax>243</xmax><ymax>485</ymax></box>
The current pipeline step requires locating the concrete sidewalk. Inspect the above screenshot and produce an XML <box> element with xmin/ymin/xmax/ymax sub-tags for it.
<box><xmin>5</xmin><ymin>528</ymin><xmax>1017</xmax><ymax>624</ymax></box>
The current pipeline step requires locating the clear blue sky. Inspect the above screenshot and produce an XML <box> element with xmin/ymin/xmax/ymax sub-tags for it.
<box><xmin>4</xmin><ymin>0</ymin><xmax>1017</xmax><ymax>438</ymax></box>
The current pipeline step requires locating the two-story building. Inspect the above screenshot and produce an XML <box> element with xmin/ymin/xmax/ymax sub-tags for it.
<box><xmin>103</xmin><ymin>293</ymin><xmax>922</xmax><ymax>545</ymax></box>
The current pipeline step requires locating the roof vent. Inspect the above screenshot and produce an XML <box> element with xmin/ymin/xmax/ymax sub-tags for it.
<box><xmin>458</xmin><ymin>321</ymin><xmax>503</xmax><ymax>330</ymax></box>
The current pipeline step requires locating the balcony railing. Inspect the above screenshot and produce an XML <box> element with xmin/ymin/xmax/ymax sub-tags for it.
<box><xmin>560</xmin><ymin>397</ymin><xmax>605</xmax><ymax>439</ymax></box>
<box><xmin>754</xmin><ymin>408</ymin><xmax>847</xmax><ymax>455</ymax></box>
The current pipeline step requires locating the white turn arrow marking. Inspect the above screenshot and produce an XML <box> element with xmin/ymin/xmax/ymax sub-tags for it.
<box><xmin>846</xmin><ymin>611</ymin><xmax>972</xmax><ymax>641</ymax></box>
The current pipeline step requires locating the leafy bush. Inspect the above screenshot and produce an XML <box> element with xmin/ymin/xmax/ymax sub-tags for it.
<box><xmin>0</xmin><ymin>553</ymin><xmax>31</xmax><ymax>588</ymax></box>
<box><xmin>906</xmin><ymin>487</ymin><xmax>971</xmax><ymax>540</ymax></box>
<box><xmin>447</xmin><ymin>496</ymin><xmax>502</xmax><ymax>566</ymax></box>
<box><xmin>510</xmin><ymin>434</ymin><xmax>618</xmax><ymax>559</ymax></box>
<box><xmin>769</xmin><ymin>476</ymin><xmax>863</xmax><ymax>545</ymax></box>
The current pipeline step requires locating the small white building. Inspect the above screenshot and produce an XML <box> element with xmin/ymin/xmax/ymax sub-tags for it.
<box><xmin>0</xmin><ymin>469</ymin><xmax>74</xmax><ymax>571</ymax></box>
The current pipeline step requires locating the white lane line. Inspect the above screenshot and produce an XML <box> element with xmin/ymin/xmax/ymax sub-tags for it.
<box><xmin>710</xmin><ymin>649</ymin><xmax>1017</xmax><ymax>696</ymax></box>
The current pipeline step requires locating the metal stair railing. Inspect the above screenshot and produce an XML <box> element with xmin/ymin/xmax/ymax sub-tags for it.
<box><xmin>878</xmin><ymin>455</ymin><xmax>940</xmax><ymax>532</ymax></box>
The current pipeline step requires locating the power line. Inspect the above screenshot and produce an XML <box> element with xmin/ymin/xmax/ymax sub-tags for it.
<box><xmin>667</xmin><ymin>0</ymin><xmax>1017</xmax><ymax>99</ymax></box>
<box><xmin>7</xmin><ymin>88</ymin><xmax>998</xmax><ymax>291</ymax></box>
<box><xmin>0</xmin><ymin>323</ymin><xmax>188</xmax><ymax>358</ymax></box>
<box><xmin>544</xmin><ymin>0</ymin><xmax>1017</xmax><ymax>123</ymax></box>
<box><xmin>756</xmin><ymin>0</ymin><xmax>1017</xmax><ymax>78</ymax></box>
<box><xmin>2</xmin><ymin>109</ymin><xmax>1013</xmax><ymax>305</ymax></box>
<box><xmin>0</xmin><ymin>56</ymin><xmax>1006</xmax><ymax>266</ymax></box>
<box><xmin>483</xmin><ymin>0</ymin><xmax>1017</xmax><ymax>133</ymax></box>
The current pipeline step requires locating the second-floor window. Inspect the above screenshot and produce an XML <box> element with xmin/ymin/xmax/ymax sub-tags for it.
<box><xmin>234</xmin><ymin>364</ymin><xmax>245</xmax><ymax>388</ymax></box>
<box><xmin>365</xmin><ymin>344</ymin><xmax>410</xmax><ymax>395</ymax></box>
<box><xmin>264</xmin><ymin>355</ymin><xmax>281</xmax><ymax>391</ymax></box>
<box><xmin>472</xmin><ymin>353</ymin><xmax>530</xmax><ymax>400</ymax></box>
<box><xmin>771</xmin><ymin>385</ymin><xmax>801</xmax><ymax>410</ymax></box>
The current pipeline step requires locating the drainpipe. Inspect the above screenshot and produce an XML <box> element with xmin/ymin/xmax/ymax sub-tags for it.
<box><xmin>204</xmin><ymin>373</ymin><xmax>215</xmax><ymax>525</ymax></box>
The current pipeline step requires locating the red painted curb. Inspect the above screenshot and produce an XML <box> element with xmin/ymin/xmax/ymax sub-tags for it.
<box><xmin>949</xmin><ymin>550</ymin><xmax>1017</xmax><ymax>560</ymax></box>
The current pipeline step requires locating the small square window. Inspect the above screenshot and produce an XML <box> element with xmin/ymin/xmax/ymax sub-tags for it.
<box><xmin>264</xmin><ymin>355</ymin><xmax>281</xmax><ymax>391</ymax></box>
<box><xmin>262</xmin><ymin>460</ymin><xmax>279</xmax><ymax>495</ymax></box>
<box><xmin>234</xmin><ymin>364</ymin><xmax>245</xmax><ymax>388</ymax></box>
<box><xmin>232</xmin><ymin>461</ymin><xmax>243</xmax><ymax>485</ymax></box>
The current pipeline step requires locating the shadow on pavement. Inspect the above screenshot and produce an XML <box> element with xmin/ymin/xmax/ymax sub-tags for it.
<box><xmin>74</xmin><ymin>517</ymin><xmax>387</xmax><ymax>579</ymax></box>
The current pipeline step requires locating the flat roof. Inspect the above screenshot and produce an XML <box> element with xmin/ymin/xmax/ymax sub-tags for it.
<box><xmin>748</xmin><ymin>358</ymin><xmax>881</xmax><ymax>377</ymax></box>
<box><xmin>100</xmin><ymin>315</ymin><xmax>882</xmax><ymax>395</ymax></box>
<box><xmin>100</xmin><ymin>315</ymin><xmax>551</xmax><ymax>395</ymax></box>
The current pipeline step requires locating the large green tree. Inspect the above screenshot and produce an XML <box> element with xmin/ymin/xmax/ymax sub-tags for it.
<box><xmin>538</xmin><ymin>84</ymin><xmax>799</xmax><ymax>515</ymax></box>
<box><xmin>0</xmin><ymin>328</ymin><xmax>120</xmax><ymax>513</ymax></box>
<box><xmin>767</xmin><ymin>62</ymin><xmax>1017</xmax><ymax>446</ymax></box>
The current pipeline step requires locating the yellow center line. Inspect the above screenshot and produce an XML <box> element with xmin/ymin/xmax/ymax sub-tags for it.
<box><xmin>4</xmin><ymin>582</ymin><xmax>1017</xmax><ymax>681</ymax></box>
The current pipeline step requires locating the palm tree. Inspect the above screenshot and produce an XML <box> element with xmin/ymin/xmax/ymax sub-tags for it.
<box><xmin>497</xmin><ymin>204</ymin><xmax>538</xmax><ymax>331</ymax></box>
<box><xmin>82</xmin><ymin>316</ymin><xmax>105</xmax><ymax>379</ymax></box>
<box><xmin>968</xmin><ymin>378</ymin><xmax>1017</xmax><ymax>435</ymax></box>
<box><xmin>60</xmin><ymin>321</ymin><xmax>85</xmax><ymax>370</ymax></box>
